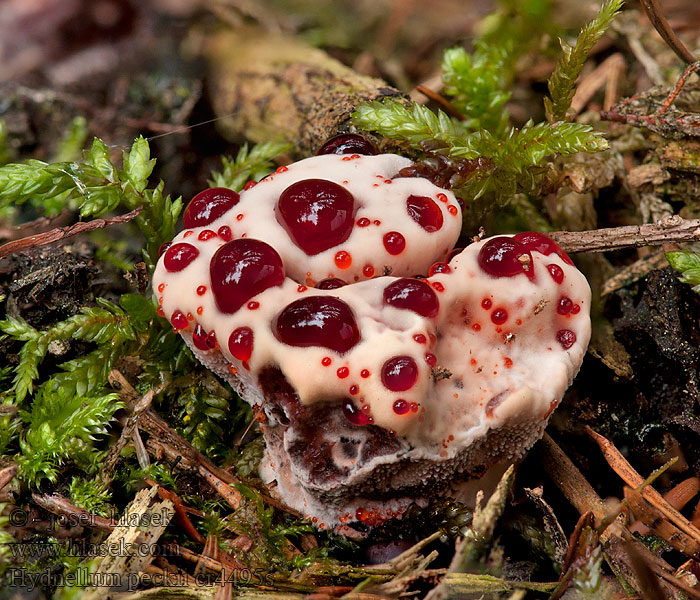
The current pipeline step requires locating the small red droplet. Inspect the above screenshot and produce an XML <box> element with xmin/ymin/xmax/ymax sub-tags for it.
<box><xmin>349</xmin><ymin>385</ymin><xmax>359</xmax><ymax>395</ymax></box>
<box><xmin>362</xmin><ymin>265</ymin><xmax>375</xmax><ymax>277</ymax></box>
<box><xmin>198</xmin><ymin>229</ymin><xmax>217</xmax><ymax>241</ymax></box>
<box><xmin>472</xmin><ymin>323</ymin><xmax>481</xmax><ymax>331</ymax></box>
<box><xmin>247</xmin><ymin>301</ymin><xmax>260</xmax><ymax>310</ymax></box>
<box><xmin>557</xmin><ymin>296</ymin><xmax>573</xmax><ymax>315</ymax></box>
<box><xmin>297</xmin><ymin>285</ymin><xmax>307</xmax><ymax>292</ymax></box>
<box><xmin>448</xmin><ymin>205</ymin><xmax>458</xmax><ymax>216</ymax></box>
<box><xmin>170</xmin><ymin>310</ymin><xmax>188</xmax><ymax>330</ymax></box>
<box><xmin>413</xmin><ymin>333</ymin><xmax>427</xmax><ymax>344</ymax></box>
<box><xmin>393</xmin><ymin>399</ymin><xmax>410</xmax><ymax>415</ymax></box>
<box><xmin>374</xmin><ymin>219</ymin><xmax>381</xmax><ymax>226</ymax></box>
<box><xmin>556</xmin><ymin>329</ymin><xmax>576</xmax><ymax>349</ymax></box>
<box><xmin>547</xmin><ymin>264</ymin><xmax>564</xmax><ymax>284</ymax></box>
<box><xmin>244</xmin><ymin>180</ymin><xmax>257</xmax><ymax>190</ymax></box>
<box><xmin>436</xmin><ymin>193</ymin><xmax>448</xmax><ymax>203</ymax></box>
<box><xmin>571</xmin><ymin>304</ymin><xmax>581</xmax><ymax>314</ymax></box>
<box><xmin>164</xmin><ymin>243</ymin><xmax>199</xmax><ymax>272</ymax></box>
<box><xmin>383</xmin><ymin>231</ymin><xmax>406</xmax><ymax>255</ymax></box>
<box><xmin>432</xmin><ymin>282</ymin><xmax>445</xmax><ymax>292</ymax></box>
<box><xmin>196</xmin><ymin>285</ymin><xmax>207</xmax><ymax>295</ymax></box>
<box><xmin>491</xmin><ymin>308</ymin><xmax>508</xmax><ymax>324</ymax></box>
<box><xmin>357</xmin><ymin>217</ymin><xmax>370</xmax><ymax>227</ymax></box>
<box><xmin>206</xmin><ymin>332</ymin><xmax>217</xmax><ymax>349</ymax></box>
<box><xmin>276</xmin><ymin>165</ymin><xmax>288</xmax><ymax>173</ymax></box>
<box><xmin>158</xmin><ymin>242</ymin><xmax>171</xmax><ymax>256</ymax></box>
<box><xmin>360</xmin><ymin>369</ymin><xmax>370</xmax><ymax>378</ymax></box>
<box><xmin>481</xmin><ymin>298</ymin><xmax>492</xmax><ymax>309</ymax></box>
<box><xmin>196</xmin><ymin>306</ymin><xmax>203</xmax><ymax>315</ymax></box>
<box><xmin>228</xmin><ymin>327</ymin><xmax>254</xmax><ymax>361</ymax></box>
<box><xmin>470</xmin><ymin>358</ymin><xmax>477</xmax><ymax>365</ymax></box>
<box><xmin>183</xmin><ymin>230</ymin><xmax>194</xmax><ymax>238</ymax></box>
<box><xmin>335</xmin><ymin>251</ymin><xmax>352</xmax><ymax>269</ymax></box>
<box><xmin>322</xmin><ymin>357</ymin><xmax>332</xmax><ymax>366</ymax></box>
<box><xmin>157</xmin><ymin>283</ymin><xmax>165</xmax><ymax>293</ymax></box>
<box><xmin>425</xmin><ymin>353</ymin><xmax>437</xmax><ymax>366</ymax></box>
<box><xmin>217</xmin><ymin>225</ymin><xmax>232</xmax><ymax>241</ymax></box>
<box><xmin>236</xmin><ymin>213</ymin><xmax>244</xmax><ymax>221</ymax></box>
<box><xmin>344</xmin><ymin>402</ymin><xmax>369</xmax><ymax>426</ymax></box>
<box><xmin>410</xmin><ymin>402</ymin><xmax>419</xmax><ymax>412</ymax></box>
<box><xmin>337</xmin><ymin>366</ymin><xmax>349</xmax><ymax>378</ymax></box>
<box><xmin>156</xmin><ymin>306</ymin><xmax>165</xmax><ymax>317</ymax></box>
<box><xmin>504</xmin><ymin>357</ymin><xmax>513</xmax><ymax>368</ymax></box>
<box><xmin>428</xmin><ymin>262</ymin><xmax>451</xmax><ymax>276</ymax></box>
<box><xmin>192</xmin><ymin>324</ymin><xmax>210</xmax><ymax>350</ymax></box>
<box><xmin>186</xmin><ymin>312</ymin><xmax>194</xmax><ymax>321</ymax></box>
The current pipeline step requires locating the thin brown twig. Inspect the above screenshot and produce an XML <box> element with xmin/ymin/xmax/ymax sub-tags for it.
<box><xmin>658</xmin><ymin>61</ymin><xmax>700</xmax><ymax>115</ymax></box>
<box><xmin>548</xmin><ymin>214</ymin><xmax>700</xmax><ymax>254</ymax></box>
<box><xmin>638</xmin><ymin>0</ymin><xmax>696</xmax><ymax>64</ymax></box>
<box><xmin>0</xmin><ymin>207</ymin><xmax>143</xmax><ymax>259</ymax></box>
<box><xmin>414</xmin><ymin>85</ymin><xmax>467</xmax><ymax>120</ymax></box>
<box><xmin>31</xmin><ymin>492</ymin><xmax>117</xmax><ymax>531</ymax></box>
<box><xmin>0</xmin><ymin>464</ymin><xmax>18</xmax><ymax>492</ymax></box>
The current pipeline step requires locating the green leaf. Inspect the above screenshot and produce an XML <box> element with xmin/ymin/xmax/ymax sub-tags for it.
<box><xmin>209</xmin><ymin>141</ymin><xmax>292</xmax><ymax>191</ymax></box>
<box><xmin>667</xmin><ymin>251</ymin><xmax>700</xmax><ymax>292</ymax></box>
<box><xmin>545</xmin><ymin>0</ymin><xmax>624</xmax><ymax>121</ymax></box>
<box><xmin>86</xmin><ymin>138</ymin><xmax>116</xmax><ymax>182</ymax></box>
<box><xmin>123</xmin><ymin>136</ymin><xmax>156</xmax><ymax>195</ymax></box>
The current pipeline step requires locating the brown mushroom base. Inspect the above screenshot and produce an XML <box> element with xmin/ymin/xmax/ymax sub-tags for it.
<box><xmin>186</xmin><ymin>337</ymin><xmax>544</xmax><ymax>529</ymax></box>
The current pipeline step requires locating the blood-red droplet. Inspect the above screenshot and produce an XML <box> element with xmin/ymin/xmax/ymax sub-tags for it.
<box><xmin>317</xmin><ymin>134</ymin><xmax>378</xmax><ymax>156</ymax></box>
<box><xmin>571</xmin><ymin>304</ymin><xmax>581</xmax><ymax>314</ymax></box>
<box><xmin>192</xmin><ymin>324</ymin><xmax>210</xmax><ymax>350</ymax></box>
<box><xmin>491</xmin><ymin>308</ymin><xmax>508</xmax><ymax>324</ymax></box>
<box><xmin>481</xmin><ymin>298</ymin><xmax>492</xmax><ymax>309</ymax></box>
<box><xmin>335</xmin><ymin>251</ymin><xmax>352</xmax><ymax>269</ymax></box>
<box><xmin>393</xmin><ymin>399</ymin><xmax>410</xmax><ymax>415</ymax></box>
<box><xmin>337</xmin><ymin>366</ymin><xmax>349</xmax><ymax>378</ymax></box>
<box><xmin>556</xmin><ymin>329</ymin><xmax>576</xmax><ymax>349</ymax></box>
<box><xmin>357</xmin><ymin>217</ymin><xmax>370</xmax><ymax>227</ymax></box>
<box><xmin>428</xmin><ymin>262</ymin><xmax>451</xmax><ymax>276</ymax></box>
<box><xmin>381</xmin><ymin>356</ymin><xmax>418</xmax><ymax>391</ymax></box>
<box><xmin>205</xmin><ymin>331</ymin><xmax>217</xmax><ymax>349</ymax></box>
<box><xmin>360</xmin><ymin>369</ymin><xmax>370</xmax><ymax>378</ymax></box>
<box><xmin>413</xmin><ymin>333</ymin><xmax>427</xmax><ymax>344</ymax></box>
<box><xmin>244</xmin><ymin>180</ymin><xmax>257</xmax><ymax>190</ymax></box>
<box><xmin>321</xmin><ymin>356</ymin><xmax>332</xmax><ymax>366</ymax></box>
<box><xmin>513</xmin><ymin>232</ymin><xmax>574</xmax><ymax>265</ymax></box>
<box><xmin>159</xmin><ymin>242</ymin><xmax>171</xmax><ymax>256</ymax></box>
<box><xmin>316</xmin><ymin>277</ymin><xmax>347</xmax><ymax>290</ymax></box>
<box><xmin>547</xmin><ymin>264</ymin><xmax>564</xmax><ymax>284</ymax></box>
<box><xmin>198</xmin><ymin>229</ymin><xmax>216</xmax><ymax>241</ymax></box>
<box><xmin>362</xmin><ymin>265</ymin><xmax>375</xmax><ymax>277</ymax></box>
<box><xmin>349</xmin><ymin>385</ymin><xmax>359</xmax><ymax>395</ymax></box>
<box><xmin>275</xmin><ymin>296</ymin><xmax>360</xmax><ymax>353</ymax></box>
<box><xmin>557</xmin><ymin>297</ymin><xmax>573</xmax><ymax>315</ymax></box>
<box><xmin>277</xmin><ymin>179</ymin><xmax>355</xmax><ymax>255</ymax></box>
<box><xmin>425</xmin><ymin>353</ymin><xmax>437</xmax><ymax>366</ymax></box>
<box><xmin>156</xmin><ymin>306</ymin><xmax>165</xmax><ymax>317</ymax></box>
<box><xmin>478</xmin><ymin>237</ymin><xmax>533</xmax><ymax>279</ymax></box>
<box><xmin>157</xmin><ymin>283</ymin><xmax>165</xmax><ymax>293</ymax></box>
<box><xmin>228</xmin><ymin>327</ymin><xmax>254</xmax><ymax>361</ymax></box>
<box><xmin>217</xmin><ymin>225</ymin><xmax>233</xmax><ymax>241</ymax></box>
<box><xmin>472</xmin><ymin>323</ymin><xmax>481</xmax><ymax>331</ymax></box>
<box><xmin>406</xmin><ymin>195</ymin><xmax>444</xmax><ymax>232</ymax></box>
<box><xmin>383</xmin><ymin>231</ymin><xmax>406</xmax><ymax>255</ymax></box>
<box><xmin>247</xmin><ymin>301</ymin><xmax>260</xmax><ymax>310</ymax></box>
<box><xmin>164</xmin><ymin>243</ymin><xmax>199</xmax><ymax>272</ymax></box>
<box><xmin>171</xmin><ymin>310</ymin><xmax>188</xmax><ymax>330</ymax></box>
<box><xmin>383</xmin><ymin>278</ymin><xmax>439</xmax><ymax>317</ymax></box>
<box><xmin>210</xmin><ymin>239</ymin><xmax>285</xmax><ymax>314</ymax></box>
<box><xmin>431</xmin><ymin>281</ymin><xmax>445</xmax><ymax>292</ymax></box>
<box><xmin>344</xmin><ymin>400</ymin><xmax>370</xmax><ymax>425</ymax></box>
<box><xmin>196</xmin><ymin>285</ymin><xmax>207</xmax><ymax>296</ymax></box>
<box><xmin>183</xmin><ymin>188</ymin><xmax>240</xmax><ymax>228</ymax></box>
<box><xmin>447</xmin><ymin>205</ymin><xmax>458</xmax><ymax>216</ymax></box>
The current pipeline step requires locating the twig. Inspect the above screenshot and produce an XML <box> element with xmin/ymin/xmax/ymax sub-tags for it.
<box><xmin>549</xmin><ymin>214</ymin><xmax>700</xmax><ymax>254</ymax></box>
<box><xmin>0</xmin><ymin>464</ymin><xmax>18</xmax><ymax>492</ymax></box>
<box><xmin>658</xmin><ymin>61</ymin><xmax>700</xmax><ymax>115</ymax></box>
<box><xmin>0</xmin><ymin>207</ymin><xmax>143</xmax><ymax>259</ymax></box>
<box><xmin>31</xmin><ymin>492</ymin><xmax>117</xmax><ymax>531</ymax></box>
<box><xmin>638</xmin><ymin>0</ymin><xmax>696</xmax><ymax>64</ymax></box>
<box><xmin>414</xmin><ymin>85</ymin><xmax>467</xmax><ymax>120</ymax></box>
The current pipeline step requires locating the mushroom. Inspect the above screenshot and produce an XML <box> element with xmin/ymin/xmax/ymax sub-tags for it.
<box><xmin>152</xmin><ymin>148</ymin><xmax>591</xmax><ymax>529</ymax></box>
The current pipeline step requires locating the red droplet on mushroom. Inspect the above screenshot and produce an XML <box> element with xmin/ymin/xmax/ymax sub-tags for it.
<box><xmin>192</xmin><ymin>324</ymin><xmax>210</xmax><ymax>350</ymax></box>
<box><xmin>406</xmin><ymin>195</ymin><xmax>444</xmax><ymax>232</ymax></box>
<box><xmin>316</xmin><ymin>277</ymin><xmax>347</xmax><ymax>290</ymax></box>
<box><xmin>556</xmin><ymin>329</ymin><xmax>576</xmax><ymax>349</ymax></box>
<box><xmin>571</xmin><ymin>304</ymin><xmax>581</xmax><ymax>314</ymax></box>
<box><xmin>170</xmin><ymin>310</ymin><xmax>188</xmax><ymax>330</ymax></box>
<box><xmin>547</xmin><ymin>264</ymin><xmax>564</xmax><ymax>284</ymax></box>
<box><xmin>472</xmin><ymin>323</ymin><xmax>481</xmax><ymax>331</ymax></box>
<box><xmin>321</xmin><ymin>356</ymin><xmax>332</xmax><ymax>366</ymax></box>
<box><xmin>337</xmin><ymin>366</ymin><xmax>349</xmax><ymax>378</ymax></box>
<box><xmin>344</xmin><ymin>400</ymin><xmax>370</xmax><ymax>425</ymax></box>
<box><xmin>481</xmin><ymin>298</ymin><xmax>492</xmax><ymax>309</ymax></box>
<box><xmin>477</xmin><ymin>237</ymin><xmax>533</xmax><ymax>279</ymax></box>
<box><xmin>428</xmin><ymin>262</ymin><xmax>451</xmax><ymax>276</ymax></box>
<box><xmin>513</xmin><ymin>232</ymin><xmax>574</xmax><ymax>265</ymax></box>
<box><xmin>198</xmin><ymin>229</ymin><xmax>217</xmax><ymax>241</ymax></box>
<box><xmin>392</xmin><ymin>399</ymin><xmax>410</xmax><ymax>415</ymax></box>
<box><xmin>413</xmin><ymin>333</ymin><xmax>427</xmax><ymax>344</ymax></box>
<box><xmin>447</xmin><ymin>205</ymin><xmax>459</xmax><ymax>216</ymax></box>
<box><xmin>244</xmin><ymin>180</ymin><xmax>257</xmax><ymax>190</ymax></box>
<box><xmin>335</xmin><ymin>251</ymin><xmax>352</xmax><ymax>269</ymax></box>
<box><xmin>491</xmin><ymin>308</ymin><xmax>508</xmax><ymax>324</ymax></box>
<box><xmin>247</xmin><ymin>301</ymin><xmax>260</xmax><ymax>310</ymax></box>
<box><xmin>164</xmin><ymin>243</ymin><xmax>199</xmax><ymax>272</ymax></box>
<box><xmin>159</xmin><ymin>242</ymin><xmax>171</xmax><ymax>256</ymax></box>
<box><xmin>360</xmin><ymin>369</ymin><xmax>370</xmax><ymax>378</ymax></box>
<box><xmin>357</xmin><ymin>217</ymin><xmax>371</xmax><ymax>227</ymax></box>
<box><xmin>183</xmin><ymin>188</ymin><xmax>240</xmax><ymax>228</ymax></box>
<box><xmin>210</xmin><ymin>239</ymin><xmax>285</xmax><ymax>314</ymax></box>
<box><xmin>205</xmin><ymin>331</ymin><xmax>217</xmax><ymax>349</ymax></box>
<box><xmin>383</xmin><ymin>278</ymin><xmax>439</xmax><ymax>317</ymax></box>
<box><xmin>217</xmin><ymin>225</ymin><xmax>233</xmax><ymax>241</ymax></box>
<box><xmin>157</xmin><ymin>283</ymin><xmax>165</xmax><ymax>293</ymax></box>
<box><xmin>196</xmin><ymin>285</ymin><xmax>206</xmax><ymax>296</ymax></box>
<box><xmin>349</xmin><ymin>385</ymin><xmax>359</xmax><ymax>395</ymax></box>
<box><xmin>557</xmin><ymin>297</ymin><xmax>573</xmax><ymax>315</ymax></box>
<box><xmin>362</xmin><ymin>265</ymin><xmax>375</xmax><ymax>277</ymax></box>
<box><xmin>275</xmin><ymin>296</ymin><xmax>360</xmax><ymax>353</ymax></box>
<box><xmin>425</xmin><ymin>353</ymin><xmax>437</xmax><ymax>366</ymax></box>
<box><xmin>383</xmin><ymin>231</ymin><xmax>406</xmax><ymax>255</ymax></box>
<box><xmin>317</xmin><ymin>134</ymin><xmax>378</xmax><ymax>156</ymax></box>
<box><xmin>276</xmin><ymin>179</ymin><xmax>355</xmax><ymax>255</ymax></box>
<box><xmin>228</xmin><ymin>327</ymin><xmax>254</xmax><ymax>361</ymax></box>
<box><xmin>381</xmin><ymin>356</ymin><xmax>418</xmax><ymax>391</ymax></box>
<box><xmin>431</xmin><ymin>281</ymin><xmax>445</xmax><ymax>292</ymax></box>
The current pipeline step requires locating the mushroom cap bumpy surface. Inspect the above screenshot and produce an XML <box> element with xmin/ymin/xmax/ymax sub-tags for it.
<box><xmin>153</xmin><ymin>153</ymin><xmax>591</xmax><ymax>529</ymax></box>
